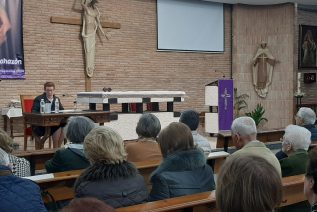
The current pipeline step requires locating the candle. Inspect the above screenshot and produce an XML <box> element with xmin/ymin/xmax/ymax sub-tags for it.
<box><xmin>297</xmin><ymin>73</ymin><xmax>301</xmax><ymax>94</ymax></box>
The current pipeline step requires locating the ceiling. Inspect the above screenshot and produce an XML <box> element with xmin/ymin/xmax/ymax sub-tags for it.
<box><xmin>203</xmin><ymin>0</ymin><xmax>317</xmax><ymax>5</ymax></box>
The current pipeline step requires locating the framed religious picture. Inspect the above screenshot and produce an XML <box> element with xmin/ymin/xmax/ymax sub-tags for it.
<box><xmin>299</xmin><ymin>25</ymin><xmax>317</xmax><ymax>69</ymax></box>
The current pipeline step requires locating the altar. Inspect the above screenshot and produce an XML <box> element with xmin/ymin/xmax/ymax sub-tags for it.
<box><xmin>76</xmin><ymin>91</ymin><xmax>186</xmax><ymax>140</ymax></box>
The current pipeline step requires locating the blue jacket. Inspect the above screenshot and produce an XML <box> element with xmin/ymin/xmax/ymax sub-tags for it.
<box><xmin>148</xmin><ymin>149</ymin><xmax>215</xmax><ymax>201</ymax></box>
<box><xmin>0</xmin><ymin>165</ymin><xmax>47</xmax><ymax>212</ymax></box>
<box><xmin>304</xmin><ymin>124</ymin><xmax>317</xmax><ymax>142</ymax></box>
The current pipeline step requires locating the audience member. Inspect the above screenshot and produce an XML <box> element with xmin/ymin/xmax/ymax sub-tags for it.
<box><xmin>45</xmin><ymin>116</ymin><xmax>95</xmax><ymax>173</ymax></box>
<box><xmin>148</xmin><ymin>122</ymin><xmax>215</xmax><ymax>201</ymax></box>
<box><xmin>74</xmin><ymin>127</ymin><xmax>147</xmax><ymax>208</ymax></box>
<box><xmin>216</xmin><ymin>155</ymin><xmax>282</xmax><ymax>212</ymax></box>
<box><xmin>32</xmin><ymin>81</ymin><xmax>65</xmax><ymax>149</ymax></box>
<box><xmin>0</xmin><ymin>129</ymin><xmax>30</xmax><ymax>177</ymax></box>
<box><xmin>279</xmin><ymin>125</ymin><xmax>311</xmax><ymax>177</ymax></box>
<box><xmin>125</xmin><ymin>113</ymin><xmax>162</xmax><ymax>162</ymax></box>
<box><xmin>61</xmin><ymin>197</ymin><xmax>115</xmax><ymax>212</ymax></box>
<box><xmin>305</xmin><ymin>147</ymin><xmax>317</xmax><ymax>211</ymax></box>
<box><xmin>276</xmin><ymin>107</ymin><xmax>317</xmax><ymax>160</ymax></box>
<box><xmin>229</xmin><ymin>116</ymin><xmax>281</xmax><ymax>176</ymax></box>
<box><xmin>179</xmin><ymin>109</ymin><xmax>211</xmax><ymax>157</ymax></box>
<box><xmin>0</xmin><ymin>148</ymin><xmax>47</xmax><ymax>212</ymax></box>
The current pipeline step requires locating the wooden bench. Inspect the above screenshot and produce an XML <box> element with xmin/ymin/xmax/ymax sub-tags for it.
<box><xmin>116</xmin><ymin>174</ymin><xmax>306</xmax><ymax>212</ymax></box>
<box><xmin>14</xmin><ymin>146</ymin><xmax>229</xmax><ymax>176</ymax></box>
<box><xmin>24</xmin><ymin>153</ymin><xmax>229</xmax><ymax>203</ymax></box>
<box><xmin>217</xmin><ymin>129</ymin><xmax>284</xmax><ymax>152</ymax></box>
<box><xmin>116</xmin><ymin>191</ymin><xmax>217</xmax><ymax>212</ymax></box>
<box><xmin>13</xmin><ymin>148</ymin><xmax>58</xmax><ymax>175</ymax></box>
<box><xmin>28</xmin><ymin>163</ymin><xmax>305</xmax><ymax>210</ymax></box>
<box><xmin>25</xmin><ymin>160</ymin><xmax>161</xmax><ymax>203</ymax></box>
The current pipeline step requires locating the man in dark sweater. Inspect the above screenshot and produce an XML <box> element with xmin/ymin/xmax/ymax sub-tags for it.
<box><xmin>32</xmin><ymin>82</ymin><xmax>64</xmax><ymax>149</ymax></box>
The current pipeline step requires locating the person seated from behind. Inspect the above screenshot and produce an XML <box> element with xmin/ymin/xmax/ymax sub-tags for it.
<box><xmin>45</xmin><ymin>116</ymin><xmax>95</xmax><ymax>173</ymax></box>
<box><xmin>32</xmin><ymin>81</ymin><xmax>65</xmax><ymax>149</ymax></box>
<box><xmin>179</xmin><ymin>109</ymin><xmax>211</xmax><ymax>157</ymax></box>
<box><xmin>125</xmin><ymin>113</ymin><xmax>162</xmax><ymax>162</ymax></box>
<box><xmin>279</xmin><ymin>125</ymin><xmax>311</xmax><ymax>177</ymax></box>
<box><xmin>229</xmin><ymin>116</ymin><xmax>281</xmax><ymax>176</ymax></box>
<box><xmin>279</xmin><ymin>126</ymin><xmax>311</xmax><ymax>212</ymax></box>
<box><xmin>276</xmin><ymin>107</ymin><xmax>317</xmax><ymax>160</ymax></box>
<box><xmin>0</xmin><ymin>129</ymin><xmax>30</xmax><ymax>177</ymax></box>
<box><xmin>74</xmin><ymin>127</ymin><xmax>148</xmax><ymax>208</ymax></box>
<box><xmin>304</xmin><ymin>147</ymin><xmax>317</xmax><ymax>211</ymax></box>
<box><xmin>61</xmin><ymin>197</ymin><xmax>115</xmax><ymax>212</ymax></box>
<box><xmin>216</xmin><ymin>155</ymin><xmax>282</xmax><ymax>212</ymax></box>
<box><xmin>0</xmin><ymin>148</ymin><xmax>47</xmax><ymax>212</ymax></box>
<box><xmin>148</xmin><ymin>122</ymin><xmax>215</xmax><ymax>201</ymax></box>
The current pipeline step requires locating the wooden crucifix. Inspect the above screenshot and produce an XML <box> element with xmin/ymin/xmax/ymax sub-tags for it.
<box><xmin>50</xmin><ymin>3</ymin><xmax>120</xmax><ymax>92</ymax></box>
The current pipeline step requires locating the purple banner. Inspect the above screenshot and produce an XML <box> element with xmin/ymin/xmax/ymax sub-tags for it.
<box><xmin>218</xmin><ymin>79</ymin><xmax>234</xmax><ymax>130</ymax></box>
<box><xmin>0</xmin><ymin>0</ymin><xmax>24</xmax><ymax>79</ymax></box>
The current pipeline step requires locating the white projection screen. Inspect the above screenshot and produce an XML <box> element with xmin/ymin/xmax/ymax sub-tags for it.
<box><xmin>157</xmin><ymin>0</ymin><xmax>224</xmax><ymax>52</ymax></box>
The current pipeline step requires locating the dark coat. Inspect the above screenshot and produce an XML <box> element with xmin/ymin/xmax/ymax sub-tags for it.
<box><xmin>32</xmin><ymin>93</ymin><xmax>64</xmax><ymax>113</ymax></box>
<box><xmin>148</xmin><ymin>149</ymin><xmax>215</xmax><ymax>201</ymax></box>
<box><xmin>74</xmin><ymin>161</ymin><xmax>148</xmax><ymax>208</ymax></box>
<box><xmin>0</xmin><ymin>165</ymin><xmax>47</xmax><ymax>212</ymax></box>
<box><xmin>45</xmin><ymin>148</ymin><xmax>90</xmax><ymax>173</ymax></box>
<box><xmin>304</xmin><ymin>124</ymin><xmax>317</xmax><ymax>142</ymax></box>
<box><xmin>280</xmin><ymin>149</ymin><xmax>309</xmax><ymax>177</ymax></box>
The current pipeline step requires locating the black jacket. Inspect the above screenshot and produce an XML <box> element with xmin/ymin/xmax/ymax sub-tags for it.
<box><xmin>32</xmin><ymin>93</ymin><xmax>64</xmax><ymax>113</ymax></box>
<box><xmin>148</xmin><ymin>148</ymin><xmax>215</xmax><ymax>201</ymax></box>
<box><xmin>45</xmin><ymin>148</ymin><xmax>90</xmax><ymax>173</ymax></box>
<box><xmin>74</xmin><ymin>161</ymin><xmax>148</xmax><ymax>208</ymax></box>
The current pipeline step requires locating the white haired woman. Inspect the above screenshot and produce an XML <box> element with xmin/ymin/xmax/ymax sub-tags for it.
<box><xmin>280</xmin><ymin>125</ymin><xmax>311</xmax><ymax>177</ymax></box>
<box><xmin>74</xmin><ymin>127</ymin><xmax>147</xmax><ymax>208</ymax></box>
<box><xmin>276</xmin><ymin>107</ymin><xmax>317</xmax><ymax>160</ymax></box>
<box><xmin>45</xmin><ymin>116</ymin><xmax>96</xmax><ymax>173</ymax></box>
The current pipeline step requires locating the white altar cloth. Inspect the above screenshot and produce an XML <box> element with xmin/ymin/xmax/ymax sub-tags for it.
<box><xmin>77</xmin><ymin>91</ymin><xmax>186</xmax><ymax>104</ymax></box>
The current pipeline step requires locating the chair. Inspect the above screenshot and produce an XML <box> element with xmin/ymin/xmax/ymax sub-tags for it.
<box><xmin>20</xmin><ymin>95</ymin><xmax>51</xmax><ymax>150</ymax></box>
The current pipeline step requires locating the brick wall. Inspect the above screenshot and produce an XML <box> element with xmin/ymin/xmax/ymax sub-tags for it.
<box><xmin>0</xmin><ymin>0</ymin><xmax>232</xmax><ymax>130</ymax></box>
<box><xmin>232</xmin><ymin>4</ymin><xmax>295</xmax><ymax>129</ymax></box>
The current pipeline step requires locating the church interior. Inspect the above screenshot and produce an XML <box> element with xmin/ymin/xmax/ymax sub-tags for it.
<box><xmin>1</xmin><ymin>0</ymin><xmax>317</xmax><ymax>211</ymax></box>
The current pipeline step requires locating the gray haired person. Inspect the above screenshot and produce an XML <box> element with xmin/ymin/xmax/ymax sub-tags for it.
<box><xmin>0</xmin><ymin>148</ymin><xmax>9</xmax><ymax>167</ymax></box>
<box><xmin>179</xmin><ymin>109</ymin><xmax>211</xmax><ymax>157</ymax></box>
<box><xmin>229</xmin><ymin>116</ymin><xmax>281</xmax><ymax>176</ymax></box>
<box><xmin>126</xmin><ymin>113</ymin><xmax>162</xmax><ymax>162</ymax></box>
<box><xmin>296</xmin><ymin>107</ymin><xmax>317</xmax><ymax>141</ymax></box>
<box><xmin>277</xmin><ymin>107</ymin><xmax>317</xmax><ymax>160</ymax></box>
<box><xmin>45</xmin><ymin>116</ymin><xmax>96</xmax><ymax>173</ymax></box>
<box><xmin>279</xmin><ymin>125</ymin><xmax>311</xmax><ymax>177</ymax></box>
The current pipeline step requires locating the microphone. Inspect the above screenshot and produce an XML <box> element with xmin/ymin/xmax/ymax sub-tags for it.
<box><xmin>102</xmin><ymin>87</ymin><xmax>112</xmax><ymax>92</ymax></box>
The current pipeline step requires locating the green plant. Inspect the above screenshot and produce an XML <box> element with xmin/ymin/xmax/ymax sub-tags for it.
<box><xmin>245</xmin><ymin>103</ymin><xmax>268</xmax><ymax>126</ymax></box>
<box><xmin>234</xmin><ymin>88</ymin><xmax>249</xmax><ymax>117</ymax></box>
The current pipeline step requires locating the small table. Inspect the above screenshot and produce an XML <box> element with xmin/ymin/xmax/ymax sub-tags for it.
<box><xmin>23</xmin><ymin>110</ymin><xmax>117</xmax><ymax>148</ymax></box>
<box><xmin>2</xmin><ymin>107</ymin><xmax>23</xmax><ymax>138</ymax></box>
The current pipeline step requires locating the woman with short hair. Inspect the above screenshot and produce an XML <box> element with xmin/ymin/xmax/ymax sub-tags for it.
<box><xmin>0</xmin><ymin>129</ymin><xmax>30</xmax><ymax>177</ymax></box>
<box><xmin>148</xmin><ymin>122</ymin><xmax>215</xmax><ymax>201</ymax></box>
<box><xmin>280</xmin><ymin>125</ymin><xmax>311</xmax><ymax>177</ymax></box>
<box><xmin>74</xmin><ymin>127</ymin><xmax>147</xmax><ymax>208</ymax></box>
<box><xmin>45</xmin><ymin>116</ymin><xmax>95</xmax><ymax>173</ymax></box>
<box><xmin>216</xmin><ymin>155</ymin><xmax>282</xmax><ymax>212</ymax></box>
<box><xmin>125</xmin><ymin>113</ymin><xmax>162</xmax><ymax>162</ymax></box>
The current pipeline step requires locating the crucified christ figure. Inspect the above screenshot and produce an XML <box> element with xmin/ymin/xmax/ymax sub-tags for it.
<box><xmin>81</xmin><ymin>0</ymin><xmax>109</xmax><ymax>78</ymax></box>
